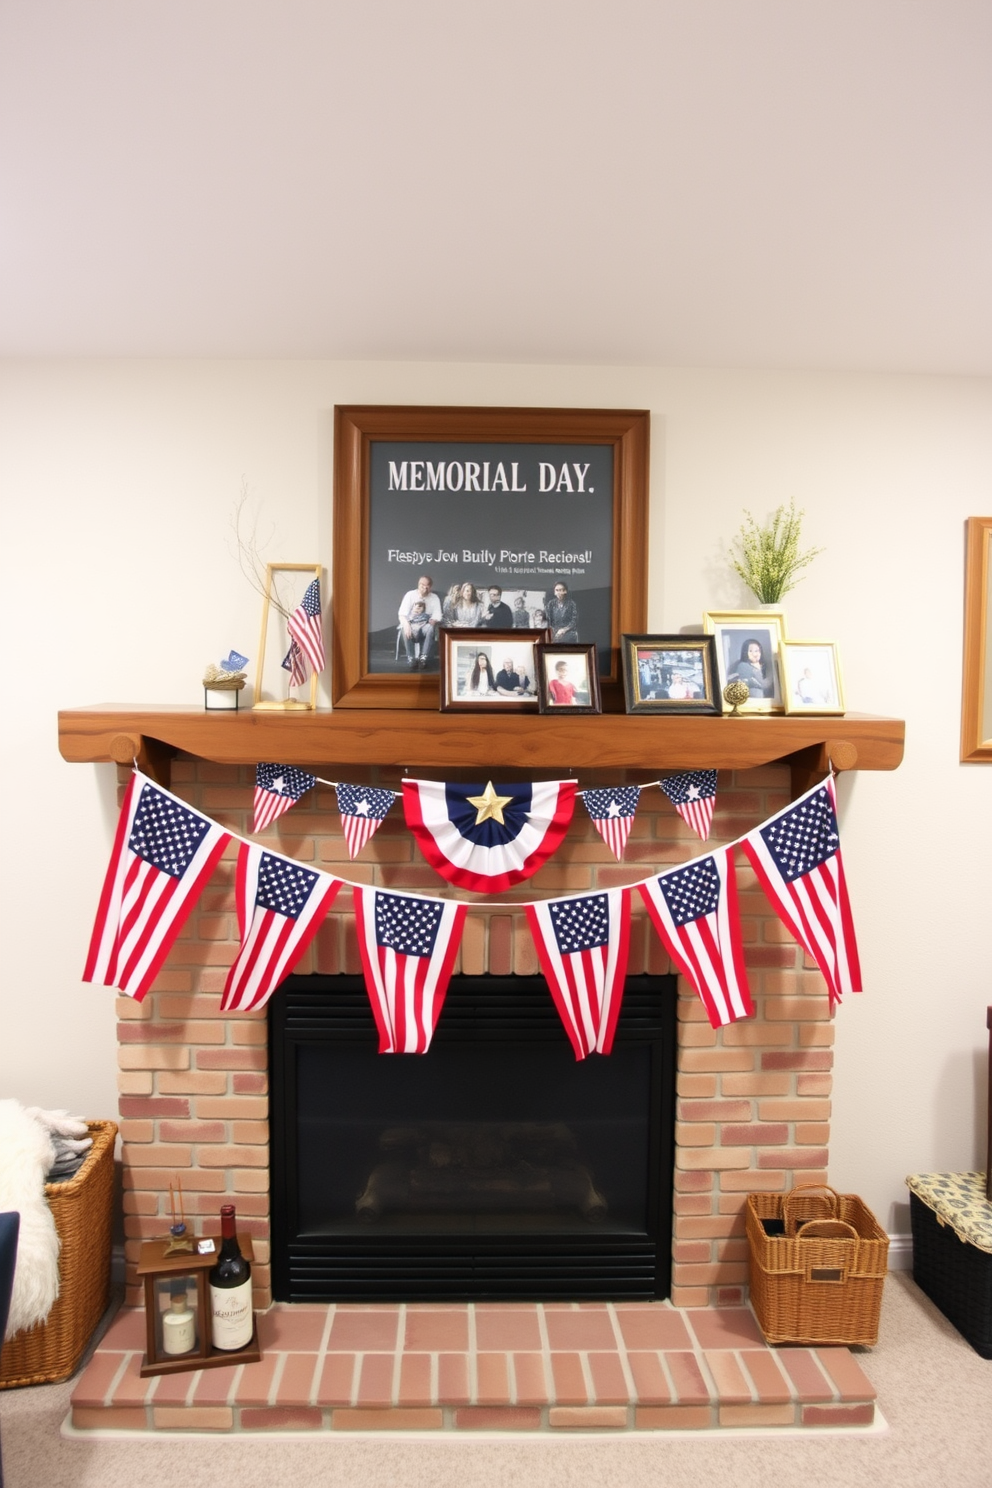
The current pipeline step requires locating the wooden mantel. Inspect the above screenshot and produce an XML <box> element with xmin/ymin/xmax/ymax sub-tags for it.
<box><xmin>57</xmin><ymin>704</ymin><xmax>904</xmax><ymax>796</ymax></box>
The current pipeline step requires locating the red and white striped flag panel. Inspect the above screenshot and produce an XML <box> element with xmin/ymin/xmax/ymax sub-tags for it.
<box><xmin>83</xmin><ymin>773</ymin><xmax>231</xmax><ymax>1002</ymax></box>
<box><xmin>638</xmin><ymin>846</ymin><xmax>752</xmax><ymax>1028</ymax></box>
<box><xmin>352</xmin><ymin>886</ymin><xmax>467</xmax><ymax>1053</ymax></box>
<box><xmin>335</xmin><ymin>783</ymin><xmax>397</xmax><ymax>859</ymax></box>
<box><xmin>525</xmin><ymin>888</ymin><xmax>632</xmax><ymax>1059</ymax></box>
<box><xmin>581</xmin><ymin>787</ymin><xmax>641</xmax><ymax>862</ymax></box>
<box><xmin>658</xmin><ymin>770</ymin><xmax>717</xmax><ymax>842</ymax></box>
<box><xmin>221</xmin><ymin>842</ymin><xmax>343</xmax><ymax>1012</ymax></box>
<box><xmin>287</xmin><ymin>579</ymin><xmax>325</xmax><ymax>673</ymax></box>
<box><xmin>740</xmin><ymin>776</ymin><xmax>861</xmax><ymax>1004</ymax></box>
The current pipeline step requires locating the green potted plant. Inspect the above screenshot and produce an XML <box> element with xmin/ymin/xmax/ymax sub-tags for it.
<box><xmin>730</xmin><ymin>500</ymin><xmax>823</xmax><ymax>605</ymax></box>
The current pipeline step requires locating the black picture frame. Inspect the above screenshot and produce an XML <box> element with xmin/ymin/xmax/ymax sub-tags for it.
<box><xmin>439</xmin><ymin>629</ymin><xmax>545</xmax><ymax>713</ymax></box>
<box><xmin>332</xmin><ymin>405</ymin><xmax>649</xmax><ymax>710</ymax></box>
<box><xmin>537</xmin><ymin>643</ymin><xmax>602</xmax><ymax>715</ymax></box>
<box><xmin>620</xmin><ymin>634</ymin><xmax>720</xmax><ymax>714</ymax></box>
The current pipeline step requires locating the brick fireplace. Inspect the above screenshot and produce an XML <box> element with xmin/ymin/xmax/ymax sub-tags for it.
<box><xmin>114</xmin><ymin>757</ymin><xmax>833</xmax><ymax>1315</ymax></box>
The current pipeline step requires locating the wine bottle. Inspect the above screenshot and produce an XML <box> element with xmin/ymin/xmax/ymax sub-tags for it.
<box><xmin>208</xmin><ymin>1203</ymin><xmax>253</xmax><ymax>1351</ymax></box>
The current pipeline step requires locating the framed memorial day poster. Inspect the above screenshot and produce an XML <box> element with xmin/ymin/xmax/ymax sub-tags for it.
<box><xmin>331</xmin><ymin>406</ymin><xmax>649</xmax><ymax>709</ymax></box>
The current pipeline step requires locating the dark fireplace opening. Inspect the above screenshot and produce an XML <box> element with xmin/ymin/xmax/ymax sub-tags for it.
<box><xmin>269</xmin><ymin>974</ymin><xmax>676</xmax><ymax>1302</ymax></box>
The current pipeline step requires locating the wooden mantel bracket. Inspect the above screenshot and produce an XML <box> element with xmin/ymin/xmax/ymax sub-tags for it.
<box><xmin>106</xmin><ymin>733</ymin><xmax>175</xmax><ymax>789</ymax></box>
<box><xmin>787</xmin><ymin>738</ymin><xmax>859</xmax><ymax>800</ymax></box>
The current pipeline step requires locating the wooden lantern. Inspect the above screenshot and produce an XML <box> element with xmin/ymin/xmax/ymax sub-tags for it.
<box><xmin>136</xmin><ymin>1236</ymin><xmax>261</xmax><ymax>1377</ymax></box>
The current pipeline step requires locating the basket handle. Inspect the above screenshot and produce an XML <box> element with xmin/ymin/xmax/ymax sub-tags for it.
<box><xmin>782</xmin><ymin>1182</ymin><xmax>841</xmax><ymax>1236</ymax></box>
<box><xmin>799</xmin><ymin>1219</ymin><xmax>860</xmax><ymax>1283</ymax></box>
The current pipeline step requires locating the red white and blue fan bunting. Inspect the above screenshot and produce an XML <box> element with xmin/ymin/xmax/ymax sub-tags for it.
<box><xmin>221</xmin><ymin>842</ymin><xmax>342</xmax><ymax>1012</ymax></box>
<box><xmin>335</xmin><ymin>783</ymin><xmax>397</xmax><ymax>858</ymax></box>
<box><xmin>352</xmin><ymin>886</ymin><xmax>467</xmax><ymax>1053</ymax></box>
<box><xmin>83</xmin><ymin>773</ymin><xmax>231</xmax><ymax>1002</ymax></box>
<box><xmin>658</xmin><ymin>770</ymin><xmax>718</xmax><ymax>842</ymax></box>
<box><xmin>526</xmin><ymin>889</ymin><xmax>632</xmax><ymax>1059</ymax></box>
<box><xmin>254</xmin><ymin>764</ymin><xmax>316</xmax><ymax>832</ymax></box>
<box><xmin>740</xmin><ymin>776</ymin><xmax>861</xmax><ymax>1005</ymax></box>
<box><xmin>402</xmin><ymin>778</ymin><xmax>577</xmax><ymax>891</ymax></box>
<box><xmin>639</xmin><ymin>846</ymin><xmax>752</xmax><ymax>1028</ymax></box>
<box><xmin>582</xmin><ymin>786</ymin><xmax>641</xmax><ymax>861</ymax></box>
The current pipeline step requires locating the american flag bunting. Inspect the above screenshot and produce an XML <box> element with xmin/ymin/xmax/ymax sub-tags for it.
<box><xmin>221</xmin><ymin>842</ymin><xmax>342</xmax><ymax>1011</ymax></box>
<box><xmin>740</xmin><ymin>775</ymin><xmax>861</xmax><ymax>1004</ymax></box>
<box><xmin>254</xmin><ymin>763</ymin><xmax>317</xmax><ymax>832</ymax></box>
<box><xmin>83</xmin><ymin>773</ymin><xmax>231</xmax><ymax>1002</ymax></box>
<box><xmin>658</xmin><ymin>770</ymin><xmax>718</xmax><ymax>841</ymax></box>
<box><xmin>402</xmin><ymin>777</ymin><xmax>577</xmax><ymax>891</ymax></box>
<box><xmin>525</xmin><ymin>889</ymin><xmax>632</xmax><ymax>1059</ymax></box>
<box><xmin>639</xmin><ymin>846</ymin><xmax>752</xmax><ymax>1028</ymax></box>
<box><xmin>581</xmin><ymin>786</ymin><xmax>642</xmax><ymax>861</ymax></box>
<box><xmin>286</xmin><ymin>578</ymin><xmax>325</xmax><ymax>674</ymax></box>
<box><xmin>335</xmin><ymin>783</ymin><xmax>397</xmax><ymax>858</ymax></box>
<box><xmin>352</xmin><ymin>886</ymin><xmax>467</xmax><ymax>1053</ymax></box>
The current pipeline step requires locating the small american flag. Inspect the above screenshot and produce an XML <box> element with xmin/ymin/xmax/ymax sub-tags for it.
<box><xmin>254</xmin><ymin>763</ymin><xmax>316</xmax><ymax>832</ymax></box>
<box><xmin>281</xmin><ymin>638</ymin><xmax>308</xmax><ymax>689</ymax></box>
<box><xmin>741</xmin><ymin>776</ymin><xmax>861</xmax><ymax>1005</ymax></box>
<box><xmin>222</xmin><ymin>843</ymin><xmax>342</xmax><ymax>1012</ymax></box>
<box><xmin>83</xmin><ymin>774</ymin><xmax>231</xmax><ymax>1002</ymax></box>
<box><xmin>353</xmin><ymin>887</ymin><xmax>467</xmax><ymax>1053</ymax></box>
<box><xmin>525</xmin><ymin>889</ymin><xmax>632</xmax><ymax>1059</ymax></box>
<box><xmin>639</xmin><ymin>847</ymin><xmax>752</xmax><ymax>1028</ymax></box>
<box><xmin>287</xmin><ymin>578</ymin><xmax>325</xmax><ymax>674</ymax></box>
<box><xmin>582</xmin><ymin>786</ymin><xmax>641</xmax><ymax>861</ymax></box>
<box><xmin>658</xmin><ymin>770</ymin><xmax>717</xmax><ymax>841</ymax></box>
<box><xmin>335</xmin><ymin>783</ymin><xmax>397</xmax><ymax>858</ymax></box>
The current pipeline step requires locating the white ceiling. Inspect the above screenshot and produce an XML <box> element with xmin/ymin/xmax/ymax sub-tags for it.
<box><xmin>2</xmin><ymin>0</ymin><xmax>991</xmax><ymax>373</ymax></box>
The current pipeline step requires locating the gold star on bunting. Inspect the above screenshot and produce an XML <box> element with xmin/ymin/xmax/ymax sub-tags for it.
<box><xmin>466</xmin><ymin>780</ymin><xmax>514</xmax><ymax>826</ymax></box>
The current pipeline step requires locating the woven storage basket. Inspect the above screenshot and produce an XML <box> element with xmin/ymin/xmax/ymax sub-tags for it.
<box><xmin>0</xmin><ymin>1119</ymin><xmax>117</xmax><ymax>1388</ymax></box>
<box><xmin>746</xmin><ymin>1183</ymin><xmax>889</xmax><ymax>1346</ymax></box>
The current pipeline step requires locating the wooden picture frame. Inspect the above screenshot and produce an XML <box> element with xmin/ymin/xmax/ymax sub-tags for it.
<box><xmin>620</xmin><ymin>634</ymin><xmax>720</xmax><ymax>714</ymax></box>
<box><xmin>332</xmin><ymin>405</ymin><xmax>649</xmax><ymax>709</ymax></box>
<box><xmin>961</xmin><ymin>516</ymin><xmax>992</xmax><ymax>761</ymax></box>
<box><xmin>537</xmin><ymin>643</ymin><xmax>602</xmax><ymax>715</ymax></box>
<box><xmin>703</xmin><ymin>608</ymin><xmax>788</xmax><ymax>714</ymax></box>
<box><xmin>780</xmin><ymin>640</ymin><xmax>845</xmax><ymax>715</ymax></box>
<box><xmin>439</xmin><ymin>629</ymin><xmax>544</xmax><ymax>712</ymax></box>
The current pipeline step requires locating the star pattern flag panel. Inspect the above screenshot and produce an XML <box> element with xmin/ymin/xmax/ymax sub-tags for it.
<box><xmin>352</xmin><ymin>886</ymin><xmax>467</xmax><ymax>1053</ymax></box>
<box><xmin>221</xmin><ymin>842</ymin><xmax>343</xmax><ymax>1012</ymax></box>
<box><xmin>335</xmin><ymin>783</ymin><xmax>397</xmax><ymax>858</ymax></box>
<box><xmin>254</xmin><ymin>763</ymin><xmax>317</xmax><ymax>832</ymax></box>
<box><xmin>638</xmin><ymin>846</ymin><xmax>752</xmax><ymax>1028</ymax></box>
<box><xmin>526</xmin><ymin>888</ymin><xmax>632</xmax><ymax>1059</ymax></box>
<box><xmin>658</xmin><ymin>770</ymin><xmax>718</xmax><ymax>842</ymax></box>
<box><xmin>581</xmin><ymin>786</ymin><xmax>642</xmax><ymax>861</ymax></box>
<box><xmin>740</xmin><ymin>775</ymin><xmax>861</xmax><ymax>1005</ymax></box>
<box><xmin>286</xmin><ymin>578</ymin><xmax>325</xmax><ymax>674</ymax></box>
<box><xmin>83</xmin><ymin>773</ymin><xmax>231</xmax><ymax>1003</ymax></box>
<box><xmin>402</xmin><ymin>777</ymin><xmax>577</xmax><ymax>891</ymax></box>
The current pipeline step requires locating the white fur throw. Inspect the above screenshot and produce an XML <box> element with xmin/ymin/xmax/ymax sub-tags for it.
<box><xmin>0</xmin><ymin>1099</ymin><xmax>60</xmax><ymax>1338</ymax></box>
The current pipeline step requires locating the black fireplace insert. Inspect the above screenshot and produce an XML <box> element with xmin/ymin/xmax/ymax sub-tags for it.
<box><xmin>269</xmin><ymin>974</ymin><xmax>676</xmax><ymax>1302</ymax></box>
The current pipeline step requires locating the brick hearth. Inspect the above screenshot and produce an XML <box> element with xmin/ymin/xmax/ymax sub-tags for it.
<box><xmin>115</xmin><ymin>759</ymin><xmax>833</xmax><ymax>1316</ymax></box>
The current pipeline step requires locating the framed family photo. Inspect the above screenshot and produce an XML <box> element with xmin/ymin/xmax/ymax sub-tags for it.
<box><xmin>439</xmin><ymin>629</ymin><xmax>544</xmax><ymax>713</ymax></box>
<box><xmin>703</xmin><ymin>609</ymin><xmax>787</xmax><ymax>714</ymax></box>
<box><xmin>780</xmin><ymin>640</ymin><xmax>845</xmax><ymax>715</ymax></box>
<box><xmin>331</xmin><ymin>405</ymin><xmax>649</xmax><ymax>709</ymax></box>
<box><xmin>536</xmin><ymin>643</ymin><xmax>602</xmax><ymax>715</ymax></box>
<box><xmin>620</xmin><ymin>634</ymin><xmax>720</xmax><ymax>714</ymax></box>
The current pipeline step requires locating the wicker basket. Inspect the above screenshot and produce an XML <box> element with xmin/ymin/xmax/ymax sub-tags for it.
<box><xmin>0</xmin><ymin>1119</ymin><xmax>118</xmax><ymax>1388</ymax></box>
<box><xmin>746</xmin><ymin>1183</ymin><xmax>889</xmax><ymax>1347</ymax></box>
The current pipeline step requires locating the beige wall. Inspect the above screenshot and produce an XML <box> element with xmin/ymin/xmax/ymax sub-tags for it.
<box><xmin>2</xmin><ymin>357</ymin><xmax>991</xmax><ymax>1237</ymax></box>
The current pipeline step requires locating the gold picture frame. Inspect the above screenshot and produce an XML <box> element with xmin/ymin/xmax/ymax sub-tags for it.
<box><xmin>780</xmin><ymin>640</ymin><xmax>845</xmax><ymax>715</ymax></box>
<box><xmin>961</xmin><ymin>516</ymin><xmax>992</xmax><ymax>761</ymax></box>
<box><xmin>703</xmin><ymin>608</ymin><xmax>787</xmax><ymax>714</ymax></box>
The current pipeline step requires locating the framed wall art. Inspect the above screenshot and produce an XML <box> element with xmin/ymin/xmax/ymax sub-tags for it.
<box><xmin>780</xmin><ymin>640</ymin><xmax>845</xmax><ymax>715</ymax></box>
<box><xmin>439</xmin><ymin>629</ymin><xmax>544</xmax><ymax>713</ymax></box>
<box><xmin>620</xmin><ymin>634</ymin><xmax>720</xmax><ymax>714</ymax></box>
<box><xmin>332</xmin><ymin>405</ymin><xmax>649</xmax><ymax>709</ymax></box>
<box><xmin>703</xmin><ymin>609</ymin><xmax>787</xmax><ymax>714</ymax></box>
<box><xmin>537</xmin><ymin>643</ymin><xmax>602</xmax><ymax>715</ymax></box>
<box><xmin>961</xmin><ymin>516</ymin><xmax>992</xmax><ymax>761</ymax></box>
